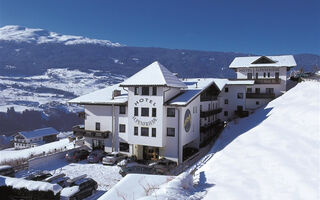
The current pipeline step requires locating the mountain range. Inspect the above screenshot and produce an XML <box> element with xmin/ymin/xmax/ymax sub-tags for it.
<box><xmin>1</xmin><ymin>25</ymin><xmax>319</xmax><ymax>78</ymax></box>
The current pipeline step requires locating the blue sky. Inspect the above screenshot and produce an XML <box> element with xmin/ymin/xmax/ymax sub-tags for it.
<box><xmin>0</xmin><ymin>0</ymin><xmax>319</xmax><ymax>55</ymax></box>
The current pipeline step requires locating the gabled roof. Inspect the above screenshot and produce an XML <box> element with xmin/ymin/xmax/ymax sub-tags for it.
<box><xmin>167</xmin><ymin>78</ymin><xmax>228</xmax><ymax>106</ymax></box>
<box><xmin>68</xmin><ymin>83</ymin><xmax>128</xmax><ymax>105</ymax></box>
<box><xmin>229</xmin><ymin>55</ymin><xmax>296</xmax><ymax>68</ymax></box>
<box><xmin>19</xmin><ymin>127</ymin><xmax>58</xmax><ymax>139</ymax></box>
<box><xmin>120</xmin><ymin>61</ymin><xmax>187</xmax><ymax>88</ymax></box>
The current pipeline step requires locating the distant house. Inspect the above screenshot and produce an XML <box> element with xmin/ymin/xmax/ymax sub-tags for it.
<box><xmin>13</xmin><ymin>127</ymin><xmax>58</xmax><ymax>149</ymax></box>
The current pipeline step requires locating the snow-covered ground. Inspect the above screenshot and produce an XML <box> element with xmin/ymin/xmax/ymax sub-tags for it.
<box><xmin>0</xmin><ymin>138</ymin><xmax>73</xmax><ymax>163</ymax></box>
<box><xmin>0</xmin><ymin>68</ymin><xmax>126</xmax><ymax>113</ymax></box>
<box><xmin>138</xmin><ymin>81</ymin><xmax>320</xmax><ymax>200</ymax></box>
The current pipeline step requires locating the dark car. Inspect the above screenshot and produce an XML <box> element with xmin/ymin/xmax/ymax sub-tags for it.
<box><xmin>148</xmin><ymin>158</ymin><xmax>177</xmax><ymax>175</ymax></box>
<box><xmin>0</xmin><ymin>165</ymin><xmax>15</xmax><ymax>177</ymax></box>
<box><xmin>87</xmin><ymin>150</ymin><xmax>106</xmax><ymax>163</ymax></box>
<box><xmin>66</xmin><ymin>149</ymin><xmax>90</xmax><ymax>162</ymax></box>
<box><xmin>119</xmin><ymin>164</ymin><xmax>155</xmax><ymax>177</ymax></box>
<box><xmin>24</xmin><ymin>171</ymin><xmax>52</xmax><ymax>181</ymax></box>
<box><xmin>60</xmin><ymin>178</ymin><xmax>98</xmax><ymax>200</ymax></box>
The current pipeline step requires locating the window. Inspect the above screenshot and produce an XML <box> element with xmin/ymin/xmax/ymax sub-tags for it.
<box><xmin>255</xmin><ymin>72</ymin><xmax>259</xmax><ymax>79</ymax></box>
<box><xmin>237</xmin><ymin>105</ymin><xmax>243</xmax><ymax>111</ymax></box>
<box><xmin>247</xmin><ymin>88</ymin><xmax>252</xmax><ymax>93</ymax></box>
<box><xmin>208</xmin><ymin>104</ymin><xmax>211</xmax><ymax>110</ymax></box>
<box><xmin>119</xmin><ymin>106</ymin><xmax>126</xmax><ymax>114</ymax></box>
<box><xmin>225</xmin><ymin>87</ymin><xmax>229</xmax><ymax>92</ymax></box>
<box><xmin>237</xmin><ymin>93</ymin><xmax>243</xmax><ymax>99</ymax></box>
<box><xmin>141</xmin><ymin>107</ymin><xmax>149</xmax><ymax>116</ymax></box>
<box><xmin>256</xmin><ymin>101</ymin><xmax>260</xmax><ymax>105</ymax></box>
<box><xmin>266</xmin><ymin>88</ymin><xmax>274</xmax><ymax>94</ymax></box>
<box><xmin>152</xmin><ymin>108</ymin><xmax>156</xmax><ymax>117</ymax></box>
<box><xmin>167</xmin><ymin>128</ymin><xmax>175</xmax><ymax>137</ymax></box>
<box><xmin>267</xmin><ymin>72</ymin><xmax>270</xmax><ymax>78</ymax></box>
<box><xmin>275</xmin><ymin>72</ymin><xmax>279</xmax><ymax>79</ymax></box>
<box><xmin>224</xmin><ymin>111</ymin><xmax>228</xmax><ymax>116</ymax></box>
<box><xmin>142</xmin><ymin>87</ymin><xmax>149</xmax><ymax>95</ymax></box>
<box><xmin>263</xmin><ymin>72</ymin><xmax>266</xmax><ymax>78</ymax></box>
<box><xmin>141</xmin><ymin>127</ymin><xmax>149</xmax><ymax>136</ymax></box>
<box><xmin>200</xmin><ymin>105</ymin><xmax>202</xmax><ymax>111</ymax></box>
<box><xmin>134</xmin><ymin>87</ymin><xmax>139</xmax><ymax>95</ymax></box>
<box><xmin>134</xmin><ymin>127</ymin><xmax>138</xmax><ymax>136</ymax></box>
<box><xmin>224</xmin><ymin>99</ymin><xmax>228</xmax><ymax>104</ymax></box>
<box><xmin>152</xmin><ymin>87</ymin><xmax>157</xmax><ymax>96</ymax></box>
<box><xmin>95</xmin><ymin>122</ymin><xmax>100</xmax><ymax>131</ymax></box>
<box><xmin>119</xmin><ymin>142</ymin><xmax>129</xmax><ymax>152</ymax></box>
<box><xmin>255</xmin><ymin>88</ymin><xmax>260</xmax><ymax>94</ymax></box>
<box><xmin>152</xmin><ymin>128</ymin><xmax>156</xmax><ymax>137</ymax></box>
<box><xmin>119</xmin><ymin>124</ymin><xmax>126</xmax><ymax>133</ymax></box>
<box><xmin>247</xmin><ymin>73</ymin><xmax>252</xmax><ymax>79</ymax></box>
<box><xmin>134</xmin><ymin>107</ymin><xmax>139</xmax><ymax>116</ymax></box>
<box><xmin>167</xmin><ymin>108</ymin><xmax>175</xmax><ymax>117</ymax></box>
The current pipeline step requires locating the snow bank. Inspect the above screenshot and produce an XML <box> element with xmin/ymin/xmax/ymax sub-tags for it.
<box><xmin>195</xmin><ymin>81</ymin><xmax>320</xmax><ymax>200</ymax></box>
<box><xmin>98</xmin><ymin>174</ymin><xmax>174</xmax><ymax>200</ymax></box>
<box><xmin>60</xmin><ymin>186</ymin><xmax>79</xmax><ymax>197</ymax></box>
<box><xmin>0</xmin><ymin>175</ymin><xmax>62</xmax><ymax>195</ymax></box>
<box><xmin>0</xmin><ymin>138</ymin><xmax>73</xmax><ymax>163</ymax></box>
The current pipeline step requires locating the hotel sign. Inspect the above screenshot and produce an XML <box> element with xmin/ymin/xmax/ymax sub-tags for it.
<box><xmin>132</xmin><ymin>98</ymin><xmax>157</xmax><ymax>126</ymax></box>
<box><xmin>184</xmin><ymin>109</ymin><xmax>191</xmax><ymax>132</ymax></box>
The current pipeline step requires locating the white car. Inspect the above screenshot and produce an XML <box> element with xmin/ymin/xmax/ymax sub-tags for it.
<box><xmin>102</xmin><ymin>152</ymin><xmax>127</xmax><ymax>165</ymax></box>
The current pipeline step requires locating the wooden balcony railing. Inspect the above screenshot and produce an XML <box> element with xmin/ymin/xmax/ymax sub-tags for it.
<box><xmin>200</xmin><ymin>119</ymin><xmax>222</xmax><ymax>132</ymax></box>
<box><xmin>246</xmin><ymin>93</ymin><xmax>275</xmax><ymax>99</ymax></box>
<box><xmin>72</xmin><ymin>125</ymin><xmax>110</xmax><ymax>139</ymax></box>
<box><xmin>234</xmin><ymin>110</ymin><xmax>249</xmax><ymax>118</ymax></box>
<box><xmin>200</xmin><ymin>108</ymin><xmax>222</xmax><ymax>118</ymax></box>
<box><xmin>254</xmin><ymin>78</ymin><xmax>281</xmax><ymax>84</ymax></box>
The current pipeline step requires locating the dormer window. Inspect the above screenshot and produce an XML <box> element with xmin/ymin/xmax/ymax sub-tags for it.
<box><xmin>142</xmin><ymin>87</ymin><xmax>149</xmax><ymax>95</ymax></box>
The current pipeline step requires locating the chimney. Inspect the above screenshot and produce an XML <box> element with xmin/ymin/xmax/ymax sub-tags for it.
<box><xmin>112</xmin><ymin>90</ymin><xmax>121</xmax><ymax>99</ymax></box>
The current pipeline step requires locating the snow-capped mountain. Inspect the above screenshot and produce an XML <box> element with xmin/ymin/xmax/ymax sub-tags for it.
<box><xmin>0</xmin><ymin>25</ymin><xmax>122</xmax><ymax>47</ymax></box>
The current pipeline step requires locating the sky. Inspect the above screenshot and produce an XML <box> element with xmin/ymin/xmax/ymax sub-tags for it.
<box><xmin>0</xmin><ymin>0</ymin><xmax>319</xmax><ymax>55</ymax></box>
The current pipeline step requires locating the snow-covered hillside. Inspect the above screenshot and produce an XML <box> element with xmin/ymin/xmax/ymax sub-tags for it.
<box><xmin>143</xmin><ymin>81</ymin><xmax>320</xmax><ymax>200</ymax></box>
<box><xmin>0</xmin><ymin>68</ymin><xmax>126</xmax><ymax>113</ymax></box>
<box><xmin>0</xmin><ymin>25</ymin><xmax>122</xmax><ymax>47</ymax></box>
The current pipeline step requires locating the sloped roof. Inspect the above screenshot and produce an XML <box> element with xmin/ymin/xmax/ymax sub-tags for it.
<box><xmin>68</xmin><ymin>83</ymin><xmax>128</xmax><ymax>105</ymax></box>
<box><xmin>120</xmin><ymin>61</ymin><xmax>187</xmax><ymax>88</ymax></box>
<box><xmin>19</xmin><ymin>127</ymin><xmax>58</xmax><ymax>139</ymax></box>
<box><xmin>229</xmin><ymin>55</ymin><xmax>296</xmax><ymax>68</ymax></box>
<box><xmin>167</xmin><ymin>78</ymin><xmax>228</xmax><ymax>106</ymax></box>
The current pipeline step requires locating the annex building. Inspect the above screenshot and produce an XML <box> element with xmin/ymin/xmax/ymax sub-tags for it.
<box><xmin>69</xmin><ymin>55</ymin><xmax>296</xmax><ymax>163</ymax></box>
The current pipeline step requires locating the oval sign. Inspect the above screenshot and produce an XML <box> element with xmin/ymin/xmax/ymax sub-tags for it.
<box><xmin>184</xmin><ymin>109</ymin><xmax>191</xmax><ymax>132</ymax></box>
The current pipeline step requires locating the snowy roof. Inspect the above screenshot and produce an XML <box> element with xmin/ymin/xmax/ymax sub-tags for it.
<box><xmin>167</xmin><ymin>78</ymin><xmax>228</xmax><ymax>106</ymax></box>
<box><xmin>229</xmin><ymin>55</ymin><xmax>296</xmax><ymax>68</ymax></box>
<box><xmin>0</xmin><ymin>175</ymin><xmax>62</xmax><ymax>195</ymax></box>
<box><xmin>120</xmin><ymin>61</ymin><xmax>187</xmax><ymax>88</ymax></box>
<box><xmin>19</xmin><ymin>127</ymin><xmax>58</xmax><ymax>139</ymax></box>
<box><xmin>68</xmin><ymin>83</ymin><xmax>128</xmax><ymax>105</ymax></box>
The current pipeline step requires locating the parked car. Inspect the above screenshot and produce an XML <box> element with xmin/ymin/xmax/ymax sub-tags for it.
<box><xmin>87</xmin><ymin>150</ymin><xmax>106</xmax><ymax>163</ymax></box>
<box><xmin>102</xmin><ymin>152</ymin><xmax>127</xmax><ymax>165</ymax></box>
<box><xmin>60</xmin><ymin>178</ymin><xmax>98</xmax><ymax>200</ymax></box>
<box><xmin>0</xmin><ymin>165</ymin><xmax>15</xmax><ymax>177</ymax></box>
<box><xmin>24</xmin><ymin>171</ymin><xmax>52</xmax><ymax>181</ymax></box>
<box><xmin>66</xmin><ymin>149</ymin><xmax>90</xmax><ymax>162</ymax></box>
<box><xmin>119</xmin><ymin>164</ymin><xmax>155</xmax><ymax>177</ymax></box>
<box><xmin>148</xmin><ymin>158</ymin><xmax>177</xmax><ymax>175</ymax></box>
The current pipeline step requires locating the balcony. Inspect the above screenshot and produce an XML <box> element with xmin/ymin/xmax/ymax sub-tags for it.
<box><xmin>200</xmin><ymin>108</ymin><xmax>222</xmax><ymax>118</ymax></box>
<box><xmin>200</xmin><ymin>119</ymin><xmax>222</xmax><ymax>132</ymax></box>
<box><xmin>234</xmin><ymin>110</ymin><xmax>249</xmax><ymax>118</ymax></box>
<box><xmin>246</xmin><ymin>93</ymin><xmax>275</xmax><ymax>99</ymax></box>
<box><xmin>72</xmin><ymin>125</ymin><xmax>110</xmax><ymax>139</ymax></box>
<box><xmin>254</xmin><ymin>78</ymin><xmax>281</xmax><ymax>84</ymax></box>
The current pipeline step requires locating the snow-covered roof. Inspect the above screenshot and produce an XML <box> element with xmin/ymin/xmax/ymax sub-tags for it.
<box><xmin>229</xmin><ymin>55</ymin><xmax>296</xmax><ymax>68</ymax></box>
<box><xmin>19</xmin><ymin>127</ymin><xmax>58</xmax><ymax>139</ymax></box>
<box><xmin>68</xmin><ymin>83</ymin><xmax>128</xmax><ymax>105</ymax></box>
<box><xmin>120</xmin><ymin>61</ymin><xmax>187</xmax><ymax>88</ymax></box>
<box><xmin>0</xmin><ymin>175</ymin><xmax>62</xmax><ymax>195</ymax></box>
<box><xmin>167</xmin><ymin>78</ymin><xmax>228</xmax><ymax>106</ymax></box>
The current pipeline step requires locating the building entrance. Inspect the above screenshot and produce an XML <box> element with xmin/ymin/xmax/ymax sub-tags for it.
<box><xmin>143</xmin><ymin>146</ymin><xmax>159</xmax><ymax>160</ymax></box>
<box><xmin>92</xmin><ymin>139</ymin><xmax>104</xmax><ymax>150</ymax></box>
